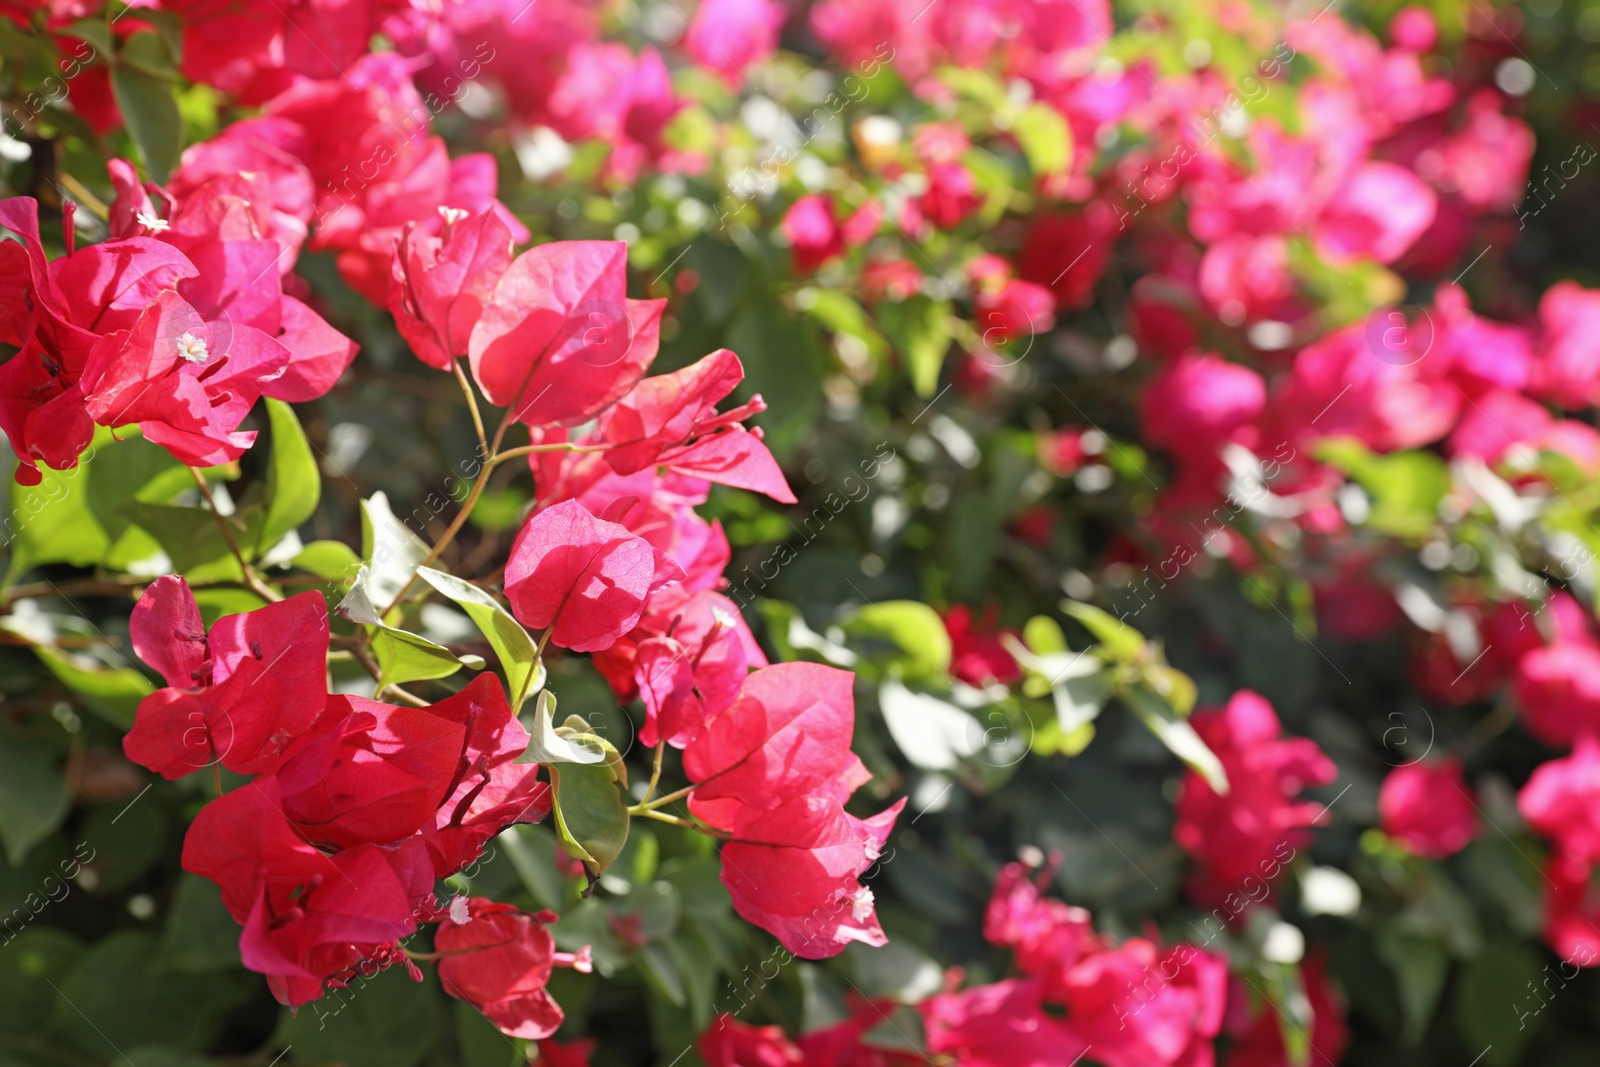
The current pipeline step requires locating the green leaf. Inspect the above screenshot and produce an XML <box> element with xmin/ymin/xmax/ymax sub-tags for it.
<box><xmin>0</xmin><ymin>740</ymin><xmax>68</xmax><ymax>866</ymax></box>
<box><xmin>1013</xmin><ymin>102</ymin><xmax>1072</xmax><ymax>176</ymax></box>
<box><xmin>79</xmin><ymin>801</ymin><xmax>164</xmax><ymax>894</ymax></box>
<box><xmin>4</xmin><ymin>460</ymin><xmax>109</xmax><ymax>586</ymax></box>
<box><xmin>878</xmin><ymin>296</ymin><xmax>953</xmax><ymax>398</ymax></box>
<box><xmin>61</xmin><ymin>18</ymin><xmax>113</xmax><ymax>56</ymax></box>
<box><xmin>110</xmin><ymin>65</ymin><xmax>182</xmax><ymax>183</ymax></box>
<box><xmin>418</xmin><ymin>566</ymin><xmax>543</xmax><ymax>706</ymax></box>
<box><xmin>549</xmin><ymin>762</ymin><xmax>629</xmax><ymax>882</ymax></box>
<box><xmin>841</xmin><ymin>600</ymin><xmax>952</xmax><ymax>677</ymax></box>
<box><xmin>370</xmin><ymin>625</ymin><xmax>464</xmax><ymax>689</ymax></box>
<box><xmin>274</xmin><ymin>964</ymin><xmax>441</xmax><ymax>1067</ymax></box>
<box><xmin>638</xmin><ymin>942</ymin><xmax>686</xmax><ymax>1006</ymax></box>
<box><xmin>1315</xmin><ymin>439</ymin><xmax>1448</xmax><ymax>538</ymax></box>
<box><xmin>1022</xmin><ymin>615</ymin><xmax>1068</xmax><ymax>656</ymax></box>
<box><xmin>255</xmin><ymin>400</ymin><xmax>320</xmax><ymax>556</ymax></box>
<box><xmin>0</xmin><ymin>927</ymin><xmax>83</xmax><ymax>1036</ymax></box>
<box><xmin>1454</xmin><ymin>940</ymin><xmax>1547</xmax><ymax>1065</ymax></box>
<box><xmin>157</xmin><ymin>876</ymin><xmax>244</xmax><ymax>974</ymax></box>
<box><xmin>52</xmin><ymin>931</ymin><xmax>247</xmax><ymax>1056</ymax></box>
<box><xmin>799</xmin><ymin>289</ymin><xmax>889</xmax><ymax>362</ymax></box>
<box><xmin>1061</xmin><ymin>600</ymin><xmax>1146</xmax><ymax>661</ymax></box>
<box><xmin>1376</xmin><ymin>927</ymin><xmax>1448</xmax><ymax>1046</ymax></box>
<box><xmin>521</xmin><ymin>691</ymin><xmax>608</xmax><ymax>766</ymax></box>
<box><xmin>291</xmin><ymin>539</ymin><xmax>361</xmax><ymax>582</ymax></box>
<box><xmin>340</xmin><ymin>565</ymin><xmax>468</xmax><ymax>689</ymax></box>
<box><xmin>119</xmin><ymin>30</ymin><xmax>176</xmax><ymax>76</ymax></box>
<box><xmin>1120</xmin><ymin>686</ymin><xmax>1228</xmax><ymax>793</ymax></box>
<box><xmin>33</xmin><ymin>648</ymin><xmax>153</xmax><ymax>729</ymax></box>
<box><xmin>498</xmin><ymin>824</ymin><xmax>567</xmax><ymax>910</ymax></box>
<box><xmin>455</xmin><ymin>998</ymin><xmax>518</xmax><ymax>1067</ymax></box>
<box><xmin>120</xmin><ymin>500</ymin><xmax>245</xmax><ymax>577</ymax></box>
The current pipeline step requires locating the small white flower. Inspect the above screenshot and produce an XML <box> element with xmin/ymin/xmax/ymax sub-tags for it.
<box><xmin>438</xmin><ymin>206</ymin><xmax>469</xmax><ymax>225</ymax></box>
<box><xmin>849</xmin><ymin>887</ymin><xmax>875</xmax><ymax>922</ymax></box>
<box><xmin>135</xmin><ymin>212</ymin><xmax>170</xmax><ymax>233</ymax></box>
<box><xmin>448</xmin><ymin>895</ymin><xmax>472</xmax><ymax>925</ymax></box>
<box><xmin>175</xmin><ymin>333</ymin><xmax>210</xmax><ymax>363</ymax></box>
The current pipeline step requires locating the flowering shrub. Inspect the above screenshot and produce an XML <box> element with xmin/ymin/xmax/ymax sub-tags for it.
<box><xmin>2</xmin><ymin>0</ymin><xmax>1600</xmax><ymax>1064</ymax></box>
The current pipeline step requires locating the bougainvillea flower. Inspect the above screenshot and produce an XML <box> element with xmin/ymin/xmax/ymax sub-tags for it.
<box><xmin>782</xmin><ymin>195</ymin><xmax>844</xmax><ymax>275</ymax></box>
<box><xmin>469</xmin><ymin>240</ymin><xmax>664</xmax><ymax>424</ymax></box>
<box><xmin>944</xmin><ymin>604</ymin><xmax>1022</xmax><ymax>686</ymax></box>
<box><xmin>123</xmin><ymin>578</ymin><xmax>329</xmax><ymax>779</ymax></box>
<box><xmin>1533</xmin><ymin>281</ymin><xmax>1600</xmax><ymax>410</ymax></box>
<box><xmin>595</xmin><ymin>347</ymin><xmax>796</xmax><ymax>503</ymax></box>
<box><xmin>683</xmin><ymin>0</ymin><xmax>786</xmax><ymax>84</ymax></box>
<box><xmin>273</xmin><ymin>694</ymin><xmax>471</xmax><ymax>850</ymax></box>
<box><xmin>1512</xmin><ymin>642</ymin><xmax>1600</xmax><ymax>748</ymax></box>
<box><xmin>591</xmin><ymin>587</ymin><xmax>764</xmax><ymax>742</ymax></box>
<box><xmin>1053</xmin><ymin>938</ymin><xmax>1226</xmax><ymax>1067</ymax></box>
<box><xmin>81</xmin><ymin>289</ymin><xmax>290</xmax><ymax>466</ymax></box>
<box><xmin>1314</xmin><ymin>161</ymin><xmax>1437</xmax><ymax>264</ymax></box>
<box><xmin>922</xmin><ymin>978</ymin><xmax>1081</xmax><ymax>1067</ymax></box>
<box><xmin>1520</xmin><ymin>736</ymin><xmax>1600</xmax><ymax>865</ymax></box>
<box><xmin>718</xmin><ymin>794</ymin><xmax>905</xmax><ymax>958</ymax></box>
<box><xmin>422</xmin><ymin>675</ymin><xmax>553</xmax><ymax>878</ymax></box>
<box><xmin>1139</xmin><ymin>352</ymin><xmax>1265</xmax><ymax>473</ymax></box>
<box><xmin>1222</xmin><ymin>953</ymin><xmax>1349</xmax><ymax>1067</ymax></box>
<box><xmin>390</xmin><ymin>209</ymin><xmax>516</xmax><ymax>369</ymax></box>
<box><xmin>182</xmin><ymin>779</ymin><xmax>429</xmax><ymax>1006</ymax></box>
<box><xmin>698</xmin><ymin>1014</ymin><xmax>804</xmax><ymax>1067</ymax></box>
<box><xmin>1174</xmin><ymin>690</ymin><xmax>1337</xmax><ymax>904</ymax></box>
<box><xmin>435</xmin><ymin>900</ymin><xmax>567</xmax><ymax>1038</ymax></box>
<box><xmin>1540</xmin><ymin>853</ymin><xmax>1600</xmax><ymax>967</ymax></box>
<box><xmin>684</xmin><ymin>662</ymin><xmax>868</xmax><ymax>829</ymax></box>
<box><xmin>505</xmin><ymin>498</ymin><xmax>683</xmax><ymax>653</ymax></box>
<box><xmin>167</xmin><ymin>117</ymin><xmax>316</xmax><ymax>268</ymax></box>
<box><xmin>1378</xmin><ymin>758</ymin><xmax>1479</xmax><ymax>859</ymax></box>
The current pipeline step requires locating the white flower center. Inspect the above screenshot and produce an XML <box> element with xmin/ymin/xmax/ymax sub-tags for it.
<box><xmin>850</xmin><ymin>887</ymin><xmax>875</xmax><ymax>922</ymax></box>
<box><xmin>176</xmin><ymin>332</ymin><xmax>209</xmax><ymax>363</ymax></box>
<box><xmin>135</xmin><ymin>212</ymin><xmax>170</xmax><ymax>232</ymax></box>
<box><xmin>448</xmin><ymin>895</ymin><xmax>471</xmax><ymax>925</ymax></box>
<box><xmin>438</xmin><ymin>206</ymin><xmax>469</xmax><ymax>224</ymax></box>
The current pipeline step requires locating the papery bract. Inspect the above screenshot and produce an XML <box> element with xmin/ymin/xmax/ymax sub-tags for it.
<box><xmin>123</xmin><ymin>579</ymin><xmax>329</xmax><ymax>779</ymax></box>
<box><xmin>505</xmin><ymin>498</ymin><xmax>682</xmax><ymax>653</ymax></box>
<box><xmin>436</xmin><ymin>900</ymin><xmax>566</xmax><ymax>1039</ymax></box>
<box><xmin>1378</xmin><ymin>758</ymin><xmax>1478</xmax><ymax>859</ymax></box>
<box><xmin>469</xmin><ymin>240</ymin><xmax>663</xmax><ymax>424</ymax></box>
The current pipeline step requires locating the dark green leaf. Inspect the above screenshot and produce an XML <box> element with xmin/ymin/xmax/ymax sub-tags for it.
<box><xmin>418</xmin><ymin>566</ymin><xmax>542</xmax><ymax>705</ymax></box>
<box><xmin>110</xmin><ymin>65</ymin><xmax>182</xmax><ymax>183</ymax></box>
<box><xmin>255</xmin><ymin>400</ymin><xmax>320</xmax><ymax>556</ymax></box>
<box><xmin>0</xmin><ymin>741</ymin><xmax>68</xmax><ymax>866</ymax></box>
<box><xmin>549</xmin><ymin>762</ymin><xmax>629</xmax><ymax>881</ymax></box>
<box><xmin>877</xmin><ymin>296</ymin><xmax>953</xmax><ymax>398</ymax></box>
<box><xmin>52</xmin><ymin>931</ymin><xmax>247</xmax><ymax>1055</ymax></box>
<box><xmin>275</xmin><ymin>964</ymin><xmax>441</xmax><ymax>1067</ymax></box>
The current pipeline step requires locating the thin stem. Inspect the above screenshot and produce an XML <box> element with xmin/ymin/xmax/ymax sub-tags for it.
<box><xmin>212</xmin><ymin>763</ymin><xmax>223</xmax><ymax>796</ymax></box>
<box><xmin>490</xmin><ymin>441</ymin><xmax>606</xmax><ymax>464</ymax></box>
<box><xmin>643</xmin><ymin>743</ymin><xmax>666</xmax><ymax>804</ymax></box>
<box><xmin>378</xmin><ymin>460</ymin><xmax>495</xmax><ymax>615</ymax></box>
<box><xmin>632</xmin><ymin>782</ymin><xmax>695</xmax><ymax>813</ymax></box>
<box><xmin>188</xmin><ymin>468</ymin><xmax>281</xmax><ymax>602</ymax></box>
<box><xmin>59</xmin><ymin>173</ymin><xmax>109</xmax><ymax>221</ymax></box>
<box><xmin>632</xmin><ymin>808</ymin><xmax>730</xmax><ymax>839</ymax></box>
<box><xmin>1452</xmin><ymin>699</ymin><xmax>1518</xmax><ymax>762</ymax></box>
<box><xmin>453</xmin><ymin>359</ymin><xmax>488</xmax><ymax>455</ymax></box>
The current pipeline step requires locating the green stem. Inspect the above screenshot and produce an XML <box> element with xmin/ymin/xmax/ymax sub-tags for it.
<box><xmin>631</xmin><ymin>782</ymin><xmax>695</xmax><ymax>813</ymax></box>
<box><xmin>631</xmin><ymin>808</ymin><xmax>730</xmax><ymax>839</ymax></box>
<box><xmin>188</xmin><ymin>467</ymin><xmax>281</xmax><ymax>603</ymax></box>
<box><xmin>453</xmin><ymin>358</ymin><xmax>488</xmax><ymax>456</ymax></box>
